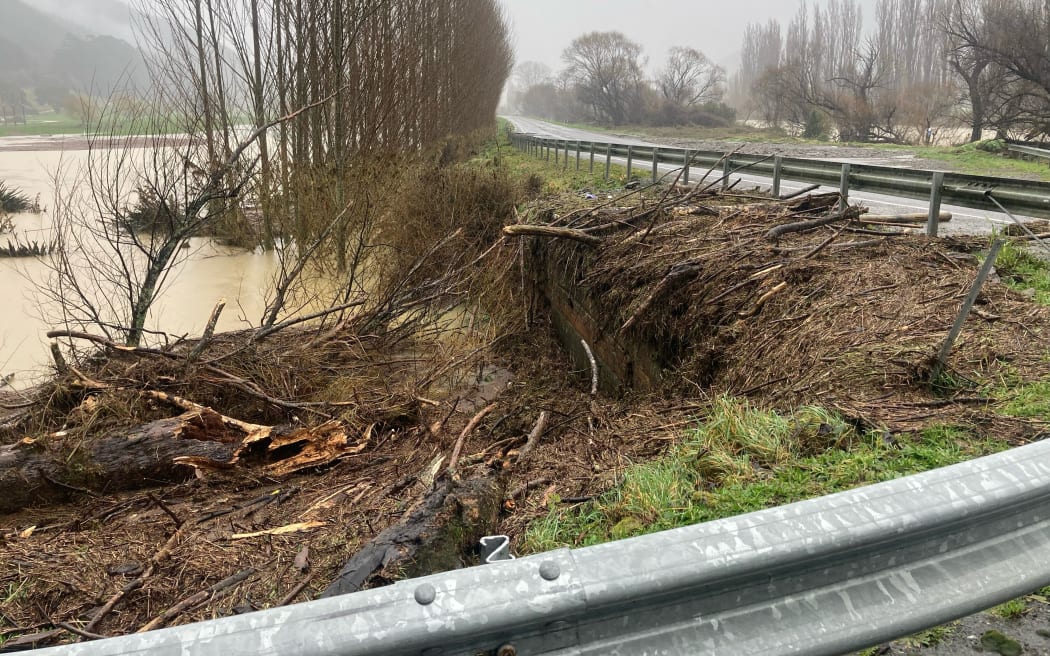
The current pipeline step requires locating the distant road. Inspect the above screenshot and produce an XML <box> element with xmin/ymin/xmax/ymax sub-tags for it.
<box><xmin>503</xmin><ymin>115</ymin><xmax>1041</xmax><ymax>238</ymax></box>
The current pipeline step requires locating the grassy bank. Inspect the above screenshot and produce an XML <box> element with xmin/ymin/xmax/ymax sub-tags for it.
<box><xmin>491</xmin><ymin>121</ymin><xmax>637</xmax><ymax>193</ymax></box>
<box><xmin>0</xmin><ymin>112</ymin><xmax>189</xmax><ymax>139</ymax></box>
<box><xmin>523</xmin><ymin>398</ymin><xmax>1010</xmax><ymax>551</ymax></box>
<box><xmin>0</xmin><ymin>113</ymin><xmax>84</xmax><ymax>138</ymax></box>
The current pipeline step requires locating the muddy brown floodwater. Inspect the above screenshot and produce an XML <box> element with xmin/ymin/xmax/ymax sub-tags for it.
<box><xmin>0</xmin><ymin>135</ymin><xmax>284</xmax><ymax>389</ymax></box>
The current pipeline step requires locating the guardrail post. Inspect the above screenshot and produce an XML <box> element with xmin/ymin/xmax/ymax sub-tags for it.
<box><xmin>930</xmin><ymin>239</ymin><xmax>1005</xmax><ymax>382</ymax></box>
<box><xmin>589</xmin><ymin>142</ymin><xmax>595</xmax><ymax>174</ymax></box>
<box><xmin>563</xmin><ymin>140</ymin><xmax>569</xmax><ymax>170</ymax></box>
<box><xmin>652</xmin><ymin>147</ymin><xmax>659</xmax><ymax>183</ymax></box>
<box><xmin>576</xmin><ymin>141</ymin><xmax>581</xmax><ymax>171</ymax></box>
<box><xmin>683</xmin><ymin>150</ymin><xmax>692</xmax><ymax>185</ymax></box>
<box><xmin>722</xmin><ymin>155</ymin><xmax>731</xmax><ymax>189</ymax></box>
<box><xmin>772</xmin><ymin>155</ymin><xmax>783</xmax><ymax>197</ymax></box>
<box><xmin>545</xmin><ymin>140</ymin><xmax>551</xmax><ymax>162</ymax></box>
<box><xmin>927</xmin><ymin>171</ymin><xmax>944</xmax><ymax>237</ymax></box>
<box><xmin>839</xmin><ymin>163</ymin><xmax>851</xmax><ymax>207</ymax></box>
<box><xmin>626</xmin><ymin>145</ymin><xmax>634</xmax><ymax>180</ymax></box>
<box><xmin>604</xmin><ymin>144</ymin><xmax>611</xmax><ymax>181</ymax></box>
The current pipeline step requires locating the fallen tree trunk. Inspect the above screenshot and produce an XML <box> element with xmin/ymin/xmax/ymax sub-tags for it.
<box><xmin>861</xmin><ymin>211</ymin><xmax>952</xmax><ymax>225</ymax></box>
<box><xmin>0</xmin><ymin>410</ymin><xmax>241</xmax><ymax>514</ymax></box>
<box><xmin>321</xmin><ymin>475</ymin><xmax>503</xmax><ymax>597</ymax></box>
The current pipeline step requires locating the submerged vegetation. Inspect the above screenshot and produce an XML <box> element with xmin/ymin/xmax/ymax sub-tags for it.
<box><xmin>0</xmin><ymin>180</ymin><xmax>33</xmax><ymax>214</ymax></box>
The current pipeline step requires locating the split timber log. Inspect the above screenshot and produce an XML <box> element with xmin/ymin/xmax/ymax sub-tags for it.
<box><xmin>0</xmin><ymin>410</ymin><xmax>240</xmax><ymax>514</ymax></box>
<box><xmin>861</xmin><ymin>212</ymin><xmax>952</xmax><ymax>225</ymax></box>
<box><xmin>321</xmin><ymin>475</ymin><xmax>503</xmax><ymax>597</ymax></box>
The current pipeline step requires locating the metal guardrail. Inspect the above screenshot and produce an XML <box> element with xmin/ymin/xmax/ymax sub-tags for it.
<box><xmin>511</xmin><ymin>133</ymin><xmax>1050</xmax><ymax>222</ymax></box>
<box><xmin>33</xmin><ymin>437</ymin><xmax>1050</xmax><ymax>655</ymax></box>
<box><xmin>1007</xmin><ymin>143</ymin><xmax>1050</xmax><ymax>163</ymax></box>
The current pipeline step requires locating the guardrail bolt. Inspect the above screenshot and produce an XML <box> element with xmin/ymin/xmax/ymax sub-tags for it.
<box><xmin>414</xmin><ymin>583</ymin><xmax>437</xmax><ymax>605</ymax></box>
<box><xmin>496</xmin><ymin>643</ymin><xmax>517</xmax><ymax>656</ymax></box>
<box><xmin>539</xmin><ymin>560</ymin><xmax>561</xmax><ymax>581</ymax></box>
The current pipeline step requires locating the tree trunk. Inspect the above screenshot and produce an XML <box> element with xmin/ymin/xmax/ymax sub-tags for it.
<box><xmin>0</xmin><ymin>410</ymin><xmax>241</xmax><ymax>514</ymax></box>
<box><xmin>320</xmin><ymin>475</ymin><xmax>503</xmax><ymax>597</ymax></box>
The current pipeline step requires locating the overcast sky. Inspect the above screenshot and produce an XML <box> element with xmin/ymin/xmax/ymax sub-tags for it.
<box><xmin>500</xmin><ymin>0</ymin><xmax>879</xmax><ymax>75</ymax></box>
<box><xmin>36</xmin><ymin>0</ymin><xmax>883</xmax><ymax>78</ymax></box>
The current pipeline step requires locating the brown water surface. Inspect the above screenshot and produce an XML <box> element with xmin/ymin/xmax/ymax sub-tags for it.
<box><xmin>0</xmin><ymin>136</ymin><xmax>284</xmax><ymax>388</ymax></box>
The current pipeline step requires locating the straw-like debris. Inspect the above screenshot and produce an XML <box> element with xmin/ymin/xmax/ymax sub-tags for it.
<box><xmin>509</xmin><ymin>185</ymin><xmax>1050</xmax><ymax>433</ymax></box>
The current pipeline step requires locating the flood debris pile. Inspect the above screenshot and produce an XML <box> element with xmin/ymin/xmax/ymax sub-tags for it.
<box><xmin>0</xmin><ymin>211</ymin><xmax>673</xmax><ymax>647</ymax></box>
<box><xmin>513</xmin><ymin>186</ymin><xmax>1050</xmax><ymax>433</ymax></box>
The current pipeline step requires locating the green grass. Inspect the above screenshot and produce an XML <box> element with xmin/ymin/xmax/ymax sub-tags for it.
<box><xmin>490</xmin><ymin>122</ymin><xmax>641</xmax><ymax>194</ymax></box>
<box><xmin>995</xmin><ymin>241</ymin><xmax>1050</xmax><ymax>305</ymax></box>
<box><xmin>0</xmin><ymin>111</ymin><xmax>190</xmax><ymax>138</ymax></box>
<box><xmin>523</xmin><ymin>397</ymin><xmax>1010</xmax><ymax>552</ymax></box>
<box><xmin>1000</xmin><ymin>380</ymin><xmax>1050</xmax><ymax>419</ymax></box>
<box><xmin>0</xmin><ymin>112</ymin><xmax>84</xmax><ymax>137</ymax></box>
<box><xmin>989</xmin><ymin>598</ymin><xmax>1029</xmax><ymax>619</ymax></box>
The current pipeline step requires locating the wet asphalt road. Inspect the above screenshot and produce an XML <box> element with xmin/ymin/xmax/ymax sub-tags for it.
<box><xmin>504</xmin><ymin>115</ymin><xmax>1044</xmax><ymax>239</ymax></box>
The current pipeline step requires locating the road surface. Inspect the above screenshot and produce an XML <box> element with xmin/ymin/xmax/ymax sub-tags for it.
<box><xmin>504</xmin><ymin>116</ymin><xmax>1044</xmax><ymax>239</ymax></box>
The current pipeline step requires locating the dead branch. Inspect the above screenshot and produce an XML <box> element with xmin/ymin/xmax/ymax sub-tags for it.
<box><xmin>765</xmin><ymin>206</ymin><xmax>868</xmax><ymax>241</ymax></box>
<box><xmin>581</xmin><ymin>340</ymin><xmax>599</xmax><ymax>396</ymax></box>
<box><xmin>186</xmin><ymin>299</ymin><xmax>226</xmax><ymax>362</ymax></box>
<box><xmin>502</xmin><ymin>224</ymin><xmax>602</xmax><ymax>247</ymax></box>
<box><xmin>84</xmin><ymin>523</ymin><xmax>191</xmax><ymax>633</ymax></box>
<box><xmin>136</xmin><ymin>568</ymin><xmax>255</xmax><ymax>633</ymax></box>
<box><xmin>620</xmin><ymin>259</ymin><xmax>703</xmax><ymax>334</ymax></box>
<box><xmin>515</xmin><ymin>411</ymin><xmax>550</xmax><ymax>460</ymax></box>
<box><xmin>447</xmin><ymin>403</ymin><xmax>498</xmax><ymax>474</ymax></box>
<box><xmin>46</xmin><ymin>329</ymin><xmax>326</xmax><ymax>416</ymax></box>
<box><xmin>779</xmin><ymin>183</ymin><xmax>821</xmax><ymax>200</ymax></box>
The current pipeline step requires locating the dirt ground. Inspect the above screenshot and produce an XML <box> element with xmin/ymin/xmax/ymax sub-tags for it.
<box><xmin>877</xmin><ymin>602</ymin><xmax>1050</xmax><ymax>655</ymax></box>
<box><xmin>4</xmin><ymin>183</ymin><xmax>1050</xmax><ymax>650</ymax></box>
<box><xmin>0</xmin><ymin>325</ymin><xmax>690</xmax><ymax>647</ymax></box>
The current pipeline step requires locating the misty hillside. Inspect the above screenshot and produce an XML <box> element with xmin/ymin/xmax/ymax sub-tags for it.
<box><xmin>32</xmin><ymin>0</ymin><xmax>138</xmax><ymax>44</ymax></box>
<box><xmin>0</xmin><ymin>0</ymin><xmax>146</xmax><ymax>110</ymax></box>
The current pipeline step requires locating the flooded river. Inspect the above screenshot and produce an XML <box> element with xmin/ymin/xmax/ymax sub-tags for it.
<box><xmin>0</xmin><ymin>136</ymin><xmax>285</xmax><ymax>388</ymax></box>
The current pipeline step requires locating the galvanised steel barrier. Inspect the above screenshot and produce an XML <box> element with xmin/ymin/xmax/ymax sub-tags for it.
<box><xmin>510</xmin><ymin>133</ymin><xmax>1050</xmax><ymax>226</ymax></box>
<box><xmin>32</xmin><ymin>437</ymin><xmax>1050</xmax><ymax>655</ymax></box>
<box><xmin>1007</xmin><ymin>143</ymin><xmax>1050</xmax><ymax>163</ymax></box>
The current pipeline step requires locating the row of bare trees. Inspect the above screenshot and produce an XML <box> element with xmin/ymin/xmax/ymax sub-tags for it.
<box><xmin>508</xmin><ymin>32</ymin><xmax>731</xmax><ymax>127</ymax></box>
<box><xmin>734</xmin><ymin>0</ymin><xmax>1050</xmax><ymax>143</ymax></box>
<box><xmin>45</xmin><ymin>0</ymin><xmax>513</xmax><ymax>348</ymax></box>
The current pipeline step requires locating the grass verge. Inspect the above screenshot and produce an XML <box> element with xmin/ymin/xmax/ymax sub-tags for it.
<box><xmin>523</xmin><ymin>397</ymin><xmax>1010</xmax><ymax>552</ymax></box>
<box><xmin>491</xmin><ymin>122</ymin><xmax>640</xmax><ymax>194</ymax></box>
<box><xmin>995</xmin><ymin>241</ymin><xmax>1050</xmax><ymax>305</ymax></box>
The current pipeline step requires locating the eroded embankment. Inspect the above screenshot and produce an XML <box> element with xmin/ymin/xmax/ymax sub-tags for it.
<box><xmin>523</xmin><ymin>188</ymin><xmax>1050</xmax><ymax>438</ymax></box>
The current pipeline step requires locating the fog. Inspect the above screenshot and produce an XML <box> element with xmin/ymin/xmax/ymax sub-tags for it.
<box><xmin>501</xmin><ymin>0</ymin><xmax>881</xmax><ymax>74</ymax></box>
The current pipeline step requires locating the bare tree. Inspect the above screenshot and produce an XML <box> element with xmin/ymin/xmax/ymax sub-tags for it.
<box><xmin>562</xmin><ymin>31</ymin><xmax>646</xmax><ymax>125</ymax></box>
<box><xmin>514</xmin><ymin>61</ymin><xmax>553</xmax><ymax>89</ymax></box>
<box><xmin>43</xmin><ymin>0</ymin><xmax>515</xmax><ymax>349</ymax></box>
<box><xmin>658</xmin><ymin>47</ymin><xmax>725</xmax><ymax>108</ymax></box>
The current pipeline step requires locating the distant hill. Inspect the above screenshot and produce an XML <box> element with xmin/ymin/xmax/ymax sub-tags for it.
<box><xmin>0</xmin><ymin>0</ymin><xmax>147</xmax><ymax>110</ymax></box>
<box><xmin>32</xmin><ymin>0</ymin><xmax>137</xmax><ymax>44</ymax></box>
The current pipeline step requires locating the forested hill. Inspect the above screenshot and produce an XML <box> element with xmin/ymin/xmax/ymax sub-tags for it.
<box><xmin>0</xmin><ymin>0</ymin><xmax>146</xmax><ymax>110</ymax></box>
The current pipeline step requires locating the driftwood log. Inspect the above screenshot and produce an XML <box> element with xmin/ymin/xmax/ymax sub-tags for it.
<box><xmin>0</xmin><ymin>410</ymin><xmax>241</xmax><ymax>514</ymax></box>
<box><xmin>321</xmin><ymin>475</ymin><xmax>502</xmax><ymax>597</ymax></box>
